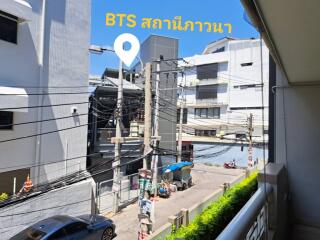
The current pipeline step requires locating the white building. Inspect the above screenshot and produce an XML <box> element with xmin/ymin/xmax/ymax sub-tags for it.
<box><xmin>0</xmin><ymin>0</ymin><xmax>91</xmax><ymax>193</ymax></box>
<box><xmin>178</xmin><ymin>37</ymin><xmax>269</xmax><ymax>141</ymax></box>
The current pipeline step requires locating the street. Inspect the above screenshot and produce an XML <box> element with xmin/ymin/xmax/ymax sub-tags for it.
<box><xmin>110</xmin><ymin>164</ymin><xmax>245</xmax><ymax>240</ymax></box>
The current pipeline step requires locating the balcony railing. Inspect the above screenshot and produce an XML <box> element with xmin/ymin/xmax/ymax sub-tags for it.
<box><xmin>217</xmin><ymin>184</ymin><xmax>272</xmax><ymax>240</ymax></box>
<box><xmin>218</xmin><ymin>163</ymin><xmax>288</xmax><ymax>240</ymax></box>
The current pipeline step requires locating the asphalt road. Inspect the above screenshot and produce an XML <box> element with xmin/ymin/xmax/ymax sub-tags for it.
<box><xmin>111</xmin><ymin>164</ymin><xmax>245</xmax><ymax>240</ymax></box>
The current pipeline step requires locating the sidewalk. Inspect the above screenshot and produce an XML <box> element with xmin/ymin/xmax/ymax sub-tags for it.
<box><xmin>110</xmin><ymin>164</ymin><xmax>245</xmax><ymax>240</ymax></box>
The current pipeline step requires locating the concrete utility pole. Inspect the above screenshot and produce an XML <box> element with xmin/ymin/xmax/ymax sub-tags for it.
<box><xmin>247</xmin><ymin>113</ymin><xmax>254</xmax><ymax>168</ymax></box>
<box><xmin>143</xmin><ymin>63</ymin><xmax>152</xmax><ymax>169</ymax></box>
<box><xmin>151</xmin><ymin>60</ymin><xmax>161</xmax><ymax>197</ymax></box>
<box><xmin>177</xmin><ymin>72</ymin><xmax>185</xmax><ymax>163</ymax></box>
<box><xmin>112</xmin><ymin>60</ymin><xmax>123</xmax><ymax>213</ymax></box>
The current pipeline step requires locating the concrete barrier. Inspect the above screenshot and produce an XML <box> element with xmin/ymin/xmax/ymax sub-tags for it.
<box><xmin>0</xmin><ymin>179</ymin><xmax>94</xmax><ymax>240</ymax></box>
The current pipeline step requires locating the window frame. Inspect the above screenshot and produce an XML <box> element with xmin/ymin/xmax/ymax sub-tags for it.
<box><xmin>194</xmin><ymin>107</ymin><xmax>220</xmax><ymax>119</ymax></box>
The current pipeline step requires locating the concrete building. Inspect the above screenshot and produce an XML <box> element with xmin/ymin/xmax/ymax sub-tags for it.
<box><xmin>131</xmin><ymin>35</ymin><xmax>179</xmax><ymax>167</ymax></box>
<box><xmin>178</xmin><ymin>38</ymin><xmax>269</xmax><ymax>141</ymax></box>
<box><xmin>0</xmin><ymin>0</ymin><xmax>91</xmax><ymax>193</ymax></box>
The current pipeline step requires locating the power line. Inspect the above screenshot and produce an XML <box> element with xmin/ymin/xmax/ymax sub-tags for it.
<box><xmin>0</xmin><ymin>91</ymin><xmax>93</xmax><ymax>96</ymax></box>
<box><xmin>0</xmin><ymin>101</ymin><xmax>89</xmax><ymax>111</ymax></box>
<box><xmin>0</xmin><ymin>105</ymin><xmax>142</xmax><ymax>144</ymax></box>
<box><xmin>0</xmin><ymin>150</ymin><xmax>154</xmax><ymax>213</ymax></box>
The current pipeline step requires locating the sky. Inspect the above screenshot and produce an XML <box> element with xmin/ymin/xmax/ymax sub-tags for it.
<box><xmin>90</xmin><ymin>0</ymin><xmax>258</xmax><ymax>76</ymax></box>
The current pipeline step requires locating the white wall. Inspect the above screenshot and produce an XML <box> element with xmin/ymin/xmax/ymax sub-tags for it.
<box><xmin>228</xmin><ymin>39</ymin><xmax>269</xmax><ymax>131</ymax></box>
<box><xmin>0</xmin><ymin>0</ymin><xmax>91</xmax><ymax>185</ymax></box>
<box><xmin>275</xmin><ymin>67</ymin><xmax>320</xmax><ymax>226</ymax></box>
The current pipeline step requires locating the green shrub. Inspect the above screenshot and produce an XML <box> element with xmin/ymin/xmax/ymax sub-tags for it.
<box><xmin>165</xmin><ymin>172</ymin><xmax>258</xmax><ymax>240</ymax></box>
<box><xmin>0</xmin><ymin>192</ymin><xmax>8</xmax><ymax>202</ymax></box>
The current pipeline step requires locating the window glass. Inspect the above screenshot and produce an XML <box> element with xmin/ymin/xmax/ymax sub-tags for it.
<box><xmin>183</xmin><ymin>108</ymin><xmax>188</xmax><ymax>124</ymax></box>
<box><xmin>47</xmin><ymin>228</ymin><xmax>67</xmax><ymax>240</ymax></box>
<box><xmin>213</xmin><ymin>108</ymin><xmax>220</xmax><ymax>119</ymax></box>
<box><xmin>196</xmin><ymin>85</ymin><xmax>218</xmax><ymax>99</ymax></box>
<box><xmin>64</xmin><ymin>222</ymin><xmax>88</xmax><ymax>235</ymax></box>
<box><xmin>10</xmin><ymin>227</ymin><xmax>46</xmax><ymax>240</ymax></box>
<box><xmin>200</xmin><ymin>108</ymin><xmax>207</xmax><ymax>118</ymax></box>
<box><xmin>0</xmin><ymin>111</ymin><xmax>13</xmax><ymax>130</ymax></box>
<box><xmin>0</xmin><ymin>11</ymin><xmax>18</xmax><ymax>44</ymax></box>
<box><xmin>195</xmin><ymin>109</ymin><xmax>201</xmax><ymax>118</ymax></box>
<box><xmin>241</xmin><ymin>62</ymin><xmax>253</xmax><ymax>67</ymax></box>
<box><xmin>212</xmin><ymin>46</ymin><xmax>225</xmax><ymax>53</ymax></box>
<box><xmin>196</xmin><ymin>63</ymin><xmax>218</xmax><ymax>79</ymax></box>
<box><xmin>207</xmin><ymin>108</ymin><xmax>214</xmax><ymax>118</ymax></box>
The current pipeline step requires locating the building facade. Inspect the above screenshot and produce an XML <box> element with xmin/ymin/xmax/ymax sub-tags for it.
<box><xmin>178</xmin><ymin>38</ymin><xmax>269</xmax><ymax>141</ymax></box>
<box><xmin>131</xmin><ymin>35</ymin><xmax>179</xmax><ymax>166</ymax></box>
<box><xmin>0</xmin><ymin>0</ymin><xmax>91</xmax><ymax>193</ymax></box>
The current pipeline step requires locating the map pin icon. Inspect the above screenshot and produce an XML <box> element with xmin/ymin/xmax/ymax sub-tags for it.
<box><xmin>114</xmin><ymin>33</ymin><xmax>140</xmax><ymax>67</ymax></box>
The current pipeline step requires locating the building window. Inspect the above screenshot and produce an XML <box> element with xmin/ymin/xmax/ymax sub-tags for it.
<box><xmin>195</xmin><ymin>108</ymin><xmax>220</xmax><ymax>119</ymax></box>
<box><xmin>236</xmin><ymin>133</ymin><xmax>247</xmax><ymax>139</ymax></box>
<box><xmin>177</xmin><ymin>108</ymin><xmax>188</xmax><ymax>124</ymax></box>
<box><xmin>212</xmin><ymin>46</ymin><xmax>225</xmax><ymax>53</ymax></box>
<box><xmin>195</xmin><ymin>129</ymin><xmax>217</xmax><ymax>137</ymax></box>
<box><xmin>196</xmin><ymin>85</ymin><xmax>218</xmax><ymax>99</ymax></box>
<box><xmin>0</xmin><ymin>111</ymin><xmax>13</xmax><ymax>130</ymax></box>
<box><xmin>0</xmin><ymin>11</ymin><xmax>18</xmax><ymax>44</ymax></box>
<box><xmin>196</xmin><ymin>63</ymin><xmax>218</xmax><ymax>80</ymax></box>
<box><xmin>241</xmin><ymin>62</ymin><xmax>253</xmax><ymax>67</ymax></box>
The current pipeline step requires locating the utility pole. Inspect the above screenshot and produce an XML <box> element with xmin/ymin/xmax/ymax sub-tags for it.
<box><xmin>247</xmin><ymin>113</ymin><xmax>254</xmax><ymax>168</ymax></box>
<box><xmin>138</xmin><ymin>62</ymin><xmax>155</xmax><ymax>240</ymax></box>
<box><xmin>151</xmin><ymin>60</ymin><xmax>160</xmax><ymax>197</ymax></box>
<box><xmin>177</xmin><ymin>72</ymin><xmax>185</xmax><ymax>163</ymax></box>
<box><xmin>112</xmin><ymin>60</ymin><xmax>123</xmax><ymax>213</ymax></box>
<box><xmin>143</xmin><ymin>63</ymin><xmax>152</xmax><ymax>169</ymax></box>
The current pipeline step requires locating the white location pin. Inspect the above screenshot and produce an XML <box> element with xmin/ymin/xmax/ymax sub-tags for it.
<box><xmin>114</xmin><ymin>33</ymin><xmax>140</xmax><ymax>67</ymax></box>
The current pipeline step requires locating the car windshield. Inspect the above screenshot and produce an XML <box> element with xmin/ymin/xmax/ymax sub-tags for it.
<box><xmin>10</xmin><ymin>227</ymin><xmax>47</xmax><ymax>240</ymax></box>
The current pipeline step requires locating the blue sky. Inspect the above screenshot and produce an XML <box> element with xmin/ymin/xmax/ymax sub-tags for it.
<box><xmin>90</xmin><ymin>0</ymin><xmax>258</xmax><ymax>76</ymax></box>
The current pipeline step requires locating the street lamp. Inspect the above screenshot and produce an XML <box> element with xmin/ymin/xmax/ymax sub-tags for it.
<box><xmin>89</xmin><ymin>44</ymin><xmax>144</xmax><ymax>74</ymax></box>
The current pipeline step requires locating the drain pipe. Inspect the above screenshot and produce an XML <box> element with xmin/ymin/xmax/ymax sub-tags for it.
<box><xmin>35</xmin><ymin>0</ymin><xmax>46</xmax><ymax>185</ymax></box>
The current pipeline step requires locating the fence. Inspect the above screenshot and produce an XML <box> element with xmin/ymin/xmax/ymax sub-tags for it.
<box><xmin>97</xmin><ymin>173</ymin><xmax>140</xmax><ymax>214</ymax></box>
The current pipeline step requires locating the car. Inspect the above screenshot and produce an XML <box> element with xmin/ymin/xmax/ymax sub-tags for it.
<box><xmin>10</xmin><ymin>214</ymin><xmax>116</xmax><ymax>240</ymax></box>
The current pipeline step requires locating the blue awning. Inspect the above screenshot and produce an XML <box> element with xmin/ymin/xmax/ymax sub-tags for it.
<box><xmin>162</xmin><ymin>162</ymin><xmax>193</xmax><ymax>173</ymax></box>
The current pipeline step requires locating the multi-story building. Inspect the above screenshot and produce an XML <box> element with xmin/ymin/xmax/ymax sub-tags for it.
<box><xmin>178</xmin><ymin>37</ymin><xmax>269</xmax><ymax>141</ymax></box>
<box><xmin>130</xmin><ymin>35</ymin><xmax>179</xmax><ymax>166</ymax></box>
<box><xmin>0</xmin><ymin>0</ymin><xmax>91</xmax><ymax>193</ymax></box>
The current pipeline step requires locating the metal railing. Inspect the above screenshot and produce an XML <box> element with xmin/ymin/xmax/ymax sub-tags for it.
<box><xmin>217</xmin><ymin>183</ymin><xmax>272</xmax><ymax>240</ymax></box>
<box><xmin>119</xmin><ymin>173</ymin><xmax>139</xmax><ymax>204</ymax></box>
<box><xmin>97</xmin><ymin>173</ymin><xmax>139</xmax><ymax>214</ymax></box>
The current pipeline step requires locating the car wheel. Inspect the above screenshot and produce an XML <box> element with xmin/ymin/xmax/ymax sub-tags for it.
<box><xmin>182</xmin><ymin>183</ymin><xmax>187</xmax><ymax>190</ymax></box>
<box><xmin>102</xmin><ymin>227</ymin><xmax>114</xmax><ymax>240</ymax></box>
<box><xmin>188</xmin><ymin>178</ymin><xmax>192</xmax><ymax>187</ymax></box>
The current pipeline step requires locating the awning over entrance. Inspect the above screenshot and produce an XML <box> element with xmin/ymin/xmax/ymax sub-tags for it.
<box><xmin>0</xmin><ymin>87</ymin><xmax>28</xmax><ymax>112</ymax></box>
